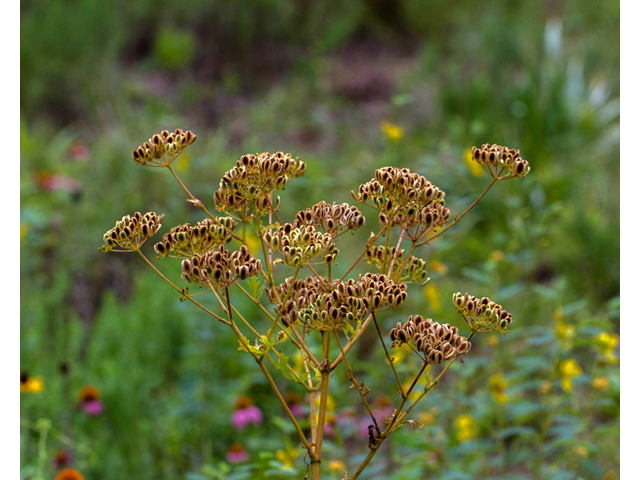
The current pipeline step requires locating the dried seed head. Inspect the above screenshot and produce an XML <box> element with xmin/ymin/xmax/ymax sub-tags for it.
<box><xmin>153</xmin><ymin>217</ymin><xmax>238</xmax><ymax>258</ymax></box>
<box><xmin>352</xmin><ymin>166</ymin><xmax>449</xmax><ymax>238</ymax></box>
<box><xmin>452</xmin><ymin>292</ymin><xmax>513</xmax><ymax>334</ymax></box>
<box><xmin>390</xmin><ymin>316</ymin><xmax>472</xmax><ymax>363</ymax></box>
<box><xmin>132</xmin><ymin>129</ymin><xmax>196</xmax><ymax>166</ymax></box>
<box><xmin>100</xmin><ymin>212</ymin><xmax>164</xmax><ymax>252</ymax></box>
<box><xmin>180</xmin><ymin>245</ymin><xmax>262</xmax><ymax>287</ymax></box>
<box><xmin>265</xmin><ymin>224</ymin><xmax>334</xmax><ymax>267</ymax></box>
<box><xmin>470</xmin><ymin>143</ymin><xmax>530</xmax><ymax>179</ymax></box>
<box><xmin>213</xmin><ymin>152</ymin><xmax>306</xmax><ymax>217</ymax></box>
<box><xmin>293</xmin><ymin>201</ymin><xmax>366</xmax><ymax>237</ymax></box>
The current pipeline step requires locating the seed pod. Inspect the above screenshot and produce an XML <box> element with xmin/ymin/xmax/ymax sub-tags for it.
<box><xmin>397</xmin><ymin>329</ymin><xmax>408</xmax><ymax>344</ymax></box>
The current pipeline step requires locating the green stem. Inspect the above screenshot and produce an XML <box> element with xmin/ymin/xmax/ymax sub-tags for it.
<box><xmin>137</xmin><ymin>250</ymin><xmax>230</xmax><ymax>325</ymax></box>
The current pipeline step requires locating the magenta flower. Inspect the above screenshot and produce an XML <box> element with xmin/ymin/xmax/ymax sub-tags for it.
<box><xmin>226</xmin><ymin>444</ymin><xmax>249</xmax><ymax>463</ymax></box>
<box><xmin>284</xmin><ymin>391</ymin><xmax>305</xmax><ymax>418</ymax></box>
<box><xmin>232</xmin><ymin>405</ymin><xmax>263</xmax><ymax>430</ymax></box>
<box><xmin>82</xmin><ymin>400</ymin><xmax>104</xmax><ymax>416</ymax></box>
<box><xmin>78</xmin><ymin>385</ymin><xmax>103</xmax><ymax>417</ymax></box>
<box><xmin>289</xmin><ymin>403</ymin><xmax>304</xmax><ymax>418</ymax></box>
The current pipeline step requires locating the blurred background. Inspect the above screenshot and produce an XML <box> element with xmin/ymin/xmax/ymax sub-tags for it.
<box><xmin>20</xmin><ymin>1</ymin><xmax>619</xmax><ymax>479</ymax></box>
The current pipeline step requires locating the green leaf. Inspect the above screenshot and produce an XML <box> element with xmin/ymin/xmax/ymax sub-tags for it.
<box><xmin>270</xmin><ymin>351</ymin><xmax>297</xmax><ymax>382</ymax></box>
<box><xmin>247</xmin><ymin>276</ymin><xmax>264</xmax><ymax>300</ymax></box>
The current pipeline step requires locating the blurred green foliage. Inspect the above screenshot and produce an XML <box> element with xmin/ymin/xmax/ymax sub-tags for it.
<box><xmin>21</xmin><ymin>0</ymin><xmax>619</xmax><ymax>479</ymax></box>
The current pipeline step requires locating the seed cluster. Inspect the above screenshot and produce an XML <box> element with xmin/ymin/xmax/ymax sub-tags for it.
<box><xmin>364</xmin><ymin>245</ymin><xmax>428</xmax><ymax>284</ymax></box>
<box><xmin>471</xmin><ymin>144</ymin><xmax>530</xmax><ymax>178</ymax></box>
<box><xmin>154</xmin><ymin>217</ymin><xmax>238</xmax><ymax>258</ymax></box>
<box><xmin>357</xmin><ymin>273</ymin><xmax>408</xmax><ymax>312</ymax></box>
<box><xmin>132</xmin><ymin>129</ymin><xmax>197</xmax><ymax>166</ymax></box>
<box><xmin>293</xmin><ymin>201</ymin><xmax>366</xmax><ymax>237</ymax></box>
<box><xmin>268</xmin><ymin>275</ymin><xmax>330</xmax><ymax>321</ymax></box>
<box><xmin>264</xmin><ymin>223</ymin><xmax>336</xmax><ymax>267</ymax></box>
<box><xmin>180</xmin><ymin>245</ymin><xmax>262</xmax><ymax>287</ymax></box>
<box><xmin>100</xmin><ymin>212</ymin><xmax>164</xmax><ymax>252</ymax></box>
<box><xmin>390</xmin><ymin>315</ymin><xmax>472</xmax><ymax>364</ymax></box>
<box><xmin>452</xmin><ymin>293</ymin><xmax>513</xmax><ymax>334</ymax></box>
<box><xmin>296</xmin><ymin>279</ymin><xmax>368</xmax><ymax>331</ymax></box>
<box><xmin>270</xmin><ymin>274</ymin><xmax>406</xmax><ymax>330</ymax></box>
<box><xmin>213</xmin><ymin>152</ymin><xmax>306</xmax><ymax>215</ymax></box>
<box><xmin>353</xmin><ymin>167</ymin><xmax>450</xmax><ymax>238</ymax></box>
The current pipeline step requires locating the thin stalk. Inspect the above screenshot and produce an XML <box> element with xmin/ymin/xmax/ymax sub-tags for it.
<box><xmin>334</xmin><ymin>331</ymin><xmax>379</xmax><ymax>429</ymax></box>
<box><xmin>166</xmin><ymin>164</ymin><xmax>243</xmax><ymax>241</ymax></box>
<box><xmin>137</xmin><ymin>250</ymin><xmax>230</xmax><ymax>325</ymax></box>
<box><xmin>352</xmin><ymin>351</ymin><xmax>464</xmax><ymax>480</ymax></box>
<box><xmin>373</xmin><ymin>314</ymin><xmax>405</xmax><ymax>398</ymax></box>
<box><xmin>234</xmin><ymin>283</ymin><xmax>304</xmax><ymax>351</ymax></box>
<box><xmin>222</xmin><ymin>288</ymin><xmax>312</xmax><ymax>454</ymax></box>
<box><xmin>330</xmin><ymin>313</ymin><xmax>373</xmax><ymax>371</ymax></box>
<box><xmin>391</xmin><ymin>242</ymin><xmax>416</xmax><ymax>284</ymax></box>
<box><xmin>312</xmin><ymin>332</ymin><xmax>332</xmax><ymax>478</ymax></box>
<box><xmin>339</xmin><ymin>228</ymin><xmax>385</xmax><ymax>282</ymax></box>
<box><xmin>168</xmin><ymin>163</ymin><xmax>212</xmax><ymax>215</ymax></box>
<box><xmin>417</xmin><ymin>176</ymin><xmax>499</xmax><ymax>246</ymax></box>
<box><xmin>385</xmin><ymin>228</ymin><xmax>405</xmax><ymax>278</ymax></box>
<box><xmin>302</xmin><ymin>332</ymin><xmax>319</xmax><ymax>443</ymax></box>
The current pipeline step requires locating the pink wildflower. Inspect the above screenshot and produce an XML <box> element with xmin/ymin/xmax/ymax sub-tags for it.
<box><xmin>78</xmin><ymin>385</ymin><xmax>103</xmax><ymax>417</ymax></box>
<box><xmin>69</xmin><ymin>140</ymin><xmax>89</xmax><ymax>161</ymax></box>
<box><xmin>226</xmin><ymin>443</ymin><xmax>249</xmax><ymax>463</ymax></box>
<box><xmin>231</xmin><ymin>395</ymin><xmax>263</xmax><ymax>430</ymax></box>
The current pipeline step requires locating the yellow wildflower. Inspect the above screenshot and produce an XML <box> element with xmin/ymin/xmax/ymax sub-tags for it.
<box><xmin>275</xmin><ymin>445</ymin><xmax>298</xmax><ymax>468</ymax></box>
<box><xmin>429</xmin><ymin>260</ymin><xmax>448</xmax><ymax>275</ymax></box>
<box><xmin>405</xmin><ymin>370</ymin><xmax>429</xmax><ymax>401</ymax></box>
<box><xmin>391</xmin><ymin>346</ymin><xmax>407</xmax><ymax>364</ymax></box>
<box><xmin>424</xmin><ymin>283</ymin><xmax>441</xmax><ymax>312</ymax></box>
<box><xmin>20</xmin><ymin>373</ymin><xmax>43</xmax><ymax>394</ymax></box>
<box><xmin>556</xmin><ymin>322</ymin><xmax>576</xmax><ymax>342</ymax></box>
<box><xmin>314</xmin><ymin>393</ymin><xmax>335</xmax><ymax>413</ymax></box>
<box><xmin>419</xmin><ymin>407</ymin><xmax>438</xmax><ymax>425</ymax></box>
<box><xmin>488</xmin><ymin>373</ymin><xmax>508</xmax><ymax>404</ymax></box>
<box><xmin>487</xmin><ymin>335</ymin><xmax>499</xmax><ymax>348</ymax></box>
<box><xmin>592</xmin><ymin>377</ymin><xmax>610</xmax><ymax>390</ymax></box>
<box><xmin>559</xmin><ymin>359</ymin><xmax>582</xmax><ymax>392</ymax></box>
<box><xmin>455</xmin><ymin>414</ymin><xmax>476</xmax><ymax>442</ymax></box>
<box><xmin>380</xmin><ymin>122</ymin><xmax>403</xmax><ymax>142</ymax></box>
<box><xmin>329</xmin><ymin>460</ymin><xmax>345</xmax><ymax>471</ymax></box>
<box><xmin>594</xmin><ymin>332</ymin><xmax>618</xmax><ymax>355</ymax></box>
<box><xmin>574</xmin><ymin>446</ymin><xmax>588</xmax><ymax>457</ymax></box>
<box><xmin>175</xmin><ymin>152</ymin><xmax>191</xmax><ymax>173</ymax></box>
<box><xmin>314</xmin><ymin>394</ymin><xmax>336</xmax><ymax>426</ymax></box>
<box><xmin>489</xmin><ymin>250</ymin><xmax>505</xmax><ymax>262</ymax></box>
<box><xmin>464</xmin><ymin>148</ymin><xmax>484</xmax><ymax>177</ymax></box>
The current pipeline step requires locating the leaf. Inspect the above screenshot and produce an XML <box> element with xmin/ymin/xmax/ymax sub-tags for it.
<box><xmin>270</xmin><ymin>351</ymin><xmax>297</xmax><ymax>382</ymax></box>
<box><xmin>237</xmin><ymin>335</ymin><xmax>262</xmax><ymax>355</ymax></box>
<box><xmin>259</xmin><ymin>335</ymin><xmax>274</xmax><ymax>352</ymax></box>
<box><xmin>247</xmin><ymin>276</ymin><xmax>264</xmax><ymax>300</ymax></box>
